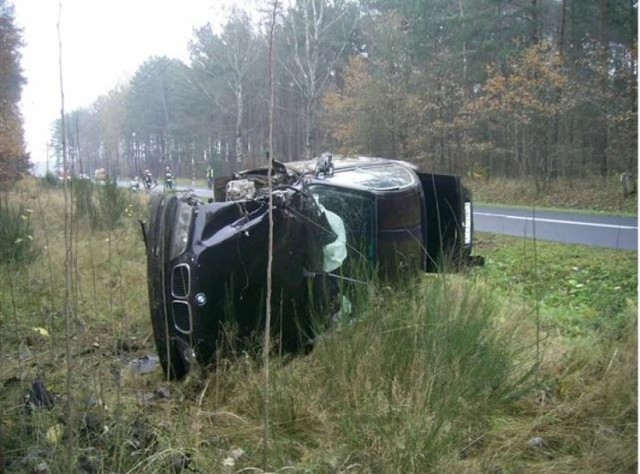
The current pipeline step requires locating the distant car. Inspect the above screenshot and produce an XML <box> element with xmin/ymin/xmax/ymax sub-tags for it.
<box><xmin>144</xmin><ymin>154</ymin><xmax>483</xmax><ymax>379</ymax></box>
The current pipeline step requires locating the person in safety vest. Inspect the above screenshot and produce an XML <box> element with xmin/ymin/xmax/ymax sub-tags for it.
<box><xmin>206</xmin><ymin>165</ymin><xmax>215</xmax><ymax>190</ymax></box>
<box><xmin>164</xmin><ymin>166</ymin><xmax>174</xmax><ymax>190</ymax></box>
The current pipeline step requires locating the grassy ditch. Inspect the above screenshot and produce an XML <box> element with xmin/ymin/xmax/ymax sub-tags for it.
<box><xmin>0</xmin><ymin>182</ymin><xmax>636</xmax><ymax>472</ymax></box>
<box><xmin>471</xmin><ymin>233</ymin><xmax>637</xmax><ymax>473</ymax></box>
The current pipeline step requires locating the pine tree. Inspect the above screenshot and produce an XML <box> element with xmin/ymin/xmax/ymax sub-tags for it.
<box><xmin>0</xmin><ymin>0</ymin><xmax>29</xmax><ymax>183</ymax></box>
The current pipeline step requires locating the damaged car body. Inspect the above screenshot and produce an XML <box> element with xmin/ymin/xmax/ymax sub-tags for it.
<box><xmin>144</xmin><ymin>155</ymin><xmax>483</xmax><ymax>379</ymax></box>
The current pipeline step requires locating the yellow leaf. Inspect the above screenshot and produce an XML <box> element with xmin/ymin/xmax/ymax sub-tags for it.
<box><xmin>46</xmin><ymin>423</ymin><xmax>64</xmax><ymax>444</ymax></box>
<box><xmin>32</xmin><ymin>327</ymin><xmax>50</xmax><ymax>338</ymax></box>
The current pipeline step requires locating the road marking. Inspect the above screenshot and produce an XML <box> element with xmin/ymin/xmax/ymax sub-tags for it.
<box><xmin>475</xmin><ymin>212</ymin><xmax>638</xmax><ymax>230</ymax></box>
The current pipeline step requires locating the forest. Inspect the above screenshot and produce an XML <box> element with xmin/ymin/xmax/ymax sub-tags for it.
<box><xmin>0</xmin><ymin>2</ymin><xmax>637</xmax><ymax>472</ymax></box>
<box><xmin>30</xmin><ymin>0</ymin><xmax>636</xmax><ymax>187</ymax></box>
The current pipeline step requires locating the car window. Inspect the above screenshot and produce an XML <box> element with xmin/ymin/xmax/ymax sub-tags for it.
<box><xmin>308</xmin><ymin>185</ymin><xmax>376</xmax><ymax>268</ymax></box>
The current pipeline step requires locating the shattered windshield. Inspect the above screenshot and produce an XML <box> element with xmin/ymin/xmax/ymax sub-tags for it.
<box><xmin>308</xmin><ymin>185</ymin><xmax>376</xmax><ymax>268</ymax></box>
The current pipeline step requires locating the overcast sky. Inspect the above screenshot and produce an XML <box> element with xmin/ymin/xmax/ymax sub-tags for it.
<box><xmin>13</xmin><ymin>0</ymin><xmax>246</xmax><ymax>167</ymax></box>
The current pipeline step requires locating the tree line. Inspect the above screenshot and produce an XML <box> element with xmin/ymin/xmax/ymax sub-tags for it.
<box><xmin>6</xmin><ymin>0</ymin><xmax>639</xmax><ymax>185</ymax></box>
<box><xmin>0</xmin><ymin>0</ymin><xmax>30</xmax><ymax>184</ymax></box>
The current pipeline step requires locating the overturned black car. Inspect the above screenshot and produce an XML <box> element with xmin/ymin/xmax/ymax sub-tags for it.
<box><xmin>144</xmin><ymin>155</ymin><xmax>483</xmax><ymax>379</ymax></box>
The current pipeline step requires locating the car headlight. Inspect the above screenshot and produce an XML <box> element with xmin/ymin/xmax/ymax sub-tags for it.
<box><xmin>170</xmin><ymin>201</ymin><xmax>193</xmax><ymax>260</ymax></box>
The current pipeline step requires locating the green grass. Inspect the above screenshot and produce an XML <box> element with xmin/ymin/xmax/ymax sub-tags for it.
<box><xmin>469</xmin><ymin>233</ymin><xmax>637</xmax><ymax>473</ymax></box>
<box><xmin>0</xmin><ymin>196</ymin><xmax>37</xmax><ymax>265</ymax></box>
<box><xmin>475</xmin><ymin>233</ymin><xmax>637</xmax><ymax>338</ymax></box>
<box><xmin>0</xmin><ymin>183</ymin><xmax>636</xmax><ymax>472</ymax></box>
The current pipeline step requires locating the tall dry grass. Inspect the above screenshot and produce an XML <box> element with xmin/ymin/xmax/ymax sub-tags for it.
<box><xmin>469</xmin><ymin>176</ymin><xmax>638</xmax><ymax>214</ymax></box>
<box><xmin>0</xmin><ymin>182</ymin><xmax>635</xmax><ymax>472</ymax></box>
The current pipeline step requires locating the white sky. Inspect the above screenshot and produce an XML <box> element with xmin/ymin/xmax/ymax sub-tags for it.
<box><xmin>13</xmin><ymin>0</ymin><xmax>251</xmax><ymax>168</ymax></box>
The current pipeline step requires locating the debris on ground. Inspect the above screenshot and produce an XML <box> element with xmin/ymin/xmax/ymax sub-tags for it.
<box><xmin>24</xmin><ymin>376</ymin><xmax>55</xmax><ymax>410</ymax></box>
<box><xmin>126</xmin><ymin>355</ymin><xmax>159</xmax><ymax>375</ymax></box>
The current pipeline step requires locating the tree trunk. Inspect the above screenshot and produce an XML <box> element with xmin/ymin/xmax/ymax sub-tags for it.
<box><xmin>531</xmin><ymin>0</ymin><xmax>539</xmax><ymax>45</ymax></box>
<box><xmin>304</xmin><ymin>97</ymin><xmax>314</xmax><ymax>160</ymax></box>
<box><xmin>458</xmin><ymin>0</ymin><xmax>467</xmax><ymax>82</ymax></box>
<box><xmin>559</xmin><ymin>0</ymin><xmax>568</xmax><ymax>54</ymax></box>
<box><xmin>236</xmin><ymin>82</ymin><xmax>244</xmax><ymax>164</ymax></box>
<box><xmin>597</xmin><ymin>0</ymin><xmax>609</xmax><ymax>176</ymax></box>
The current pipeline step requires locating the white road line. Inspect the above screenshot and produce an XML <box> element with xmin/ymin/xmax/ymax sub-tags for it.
<box><xmin>475</xmin><ymin>212</ymin><xmax>638</xmax><ymax>230</ymax></box>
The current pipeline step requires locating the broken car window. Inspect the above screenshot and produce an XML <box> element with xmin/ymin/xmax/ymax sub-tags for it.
<box><xmin>308</xmin><ymin>185</ymin><xmax>376</xmax><ymax>268</ymax></box>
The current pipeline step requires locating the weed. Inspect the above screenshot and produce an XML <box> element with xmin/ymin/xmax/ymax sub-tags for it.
<box><xmin>0</xmin><ymin>194</ymin><xmax>38</xmax><ymax>265</ymax></box>
<box><xmin>0</xmin><ymin>187</ymin><xmax>635</xmax><ymax>473</ymax></box>
<box><xmin>72</xmin><ymin>178</ymin><xmax>95</xmax><ymax>221</ymax></box>
<box><xmin>470</xmin><ymin>232</ymin><xmax>637</xmax><ymax>472</ymax></box>
<box><xmin>96</xmin><ymin>180</ymin><xmax>128</xmax><ymax>230</ymax></box>
<box><xmin>69</xmin><ymin>179</ymin><xmax>135</xmax><ymax>231</ymax></box>
<box><xmin>42</xmin><ymin>172</ymin><xmax>58</xmax><ymax>188</ymax></box>
<box><xmin>475</xmin><ymin>233</ymin><xmax>637</xmax><ymax>338</ymax></box>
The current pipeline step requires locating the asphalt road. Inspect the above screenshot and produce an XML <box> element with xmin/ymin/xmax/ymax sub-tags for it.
<box><xmin>125</xmin><ymin>182</ymin><xmax>637</xmax><ymax>251</ymax></box>
<box><xmin>474</xmin><ymin>205</ymin><xmax>638</xmax><ymax>251</ymax></box>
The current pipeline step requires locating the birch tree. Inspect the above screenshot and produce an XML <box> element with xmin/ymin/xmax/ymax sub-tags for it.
<box><xmin>282</xmin><ymin>0</ymin><xmax>358</xmax><ymax>159</ymax></box>
<box><xmin>190</xmin><ymin>10</ymin><xmax>261</xmax><ymax>165</ymax></box>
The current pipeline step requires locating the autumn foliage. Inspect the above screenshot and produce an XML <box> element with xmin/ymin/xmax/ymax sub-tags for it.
<box><xmin>33</xmin><ymin>0</ymin><xmax>637</xmax><ymax>186</ymax></box>
<box><xmin>0</xmin><ymin>0</ymin><xmax>29</xmax><ymax>184</ymax></box>
<box><xmin>321</xmin><ymin>1</ymin><xmax>636</xmax><ymax>184</ymax></box>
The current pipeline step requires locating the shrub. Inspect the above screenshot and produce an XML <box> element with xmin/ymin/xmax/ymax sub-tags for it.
<box><xmin>210</xmin><ymin>277</ymin><xmax>535</xmax><ymax>471</ymax></box>
<box><xmin>42</xmin><ymin>172</ymin><xmax>58</xmax><ymax>188</ymax></box>
<box><xmin>71</xmin><ymin>179</ymin><xmax>130</xmax><ymax>231</ymax></box>
<box><xmin>0</xmin><ymin>195</ymin><xmax>38</xmax><ymax>265</ymax></box>
<box><xmin>95</xmin><ymin>179</ymin><xmax>128</xmax><ymax>230</ymax></box>
<box><xmin>72</xmin><ymin>177</ymin><xmax>96</xmax><ymax>221</ymax></box>
<box><xmin>307</xmin><ymin>278</ymin><xmax>532</xmax><ymax>470</ymax></box>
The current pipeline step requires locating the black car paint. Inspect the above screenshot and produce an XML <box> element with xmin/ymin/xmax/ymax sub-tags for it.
<box><xmin>145</xmin><ymin>156</ymin><xmax>479</xmax><ymax>379</ymax></box>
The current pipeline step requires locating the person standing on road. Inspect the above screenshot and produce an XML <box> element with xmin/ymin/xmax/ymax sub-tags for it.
<box><xmin>206</xmin><ymin>165</ymin><xmax>215</xmax><ymax>190</ymax></box>
<box><xmin>207</xmin><ymin>165</ymin><xmax>216</xmax><ymax>201</ymax></box>
<box><xmin>164</xmin><ymin>165</ymin><xmax>174</xmax><ymax>191</ymax></box>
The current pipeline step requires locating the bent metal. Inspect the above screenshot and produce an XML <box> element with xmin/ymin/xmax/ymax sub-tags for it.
<box><xmin>143</xmin><ymin>154</ymin><xmax>483</xmax><ymax>379</ymax></box>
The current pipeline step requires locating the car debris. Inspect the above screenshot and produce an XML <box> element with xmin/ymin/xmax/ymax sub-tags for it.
<box><xmin>24</xmin><ymin>376</ymin><xmax>55</xmax><ymax>410</ymax></box>
<box><xmin>144</xmin><ymin>154</ymin><xmax>483</xmax><ymax>379</ymax></box>
<box><xmin>126</xmin><ymin>355</ymin><xmax>160</xmax><ymax>375</ymax></box>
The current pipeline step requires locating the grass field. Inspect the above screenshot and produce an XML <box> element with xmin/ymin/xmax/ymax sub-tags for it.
<box><xmin>0</xmin><ymin>180</ymin><xmax>636</xmax><ymax>472</ymax></box>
